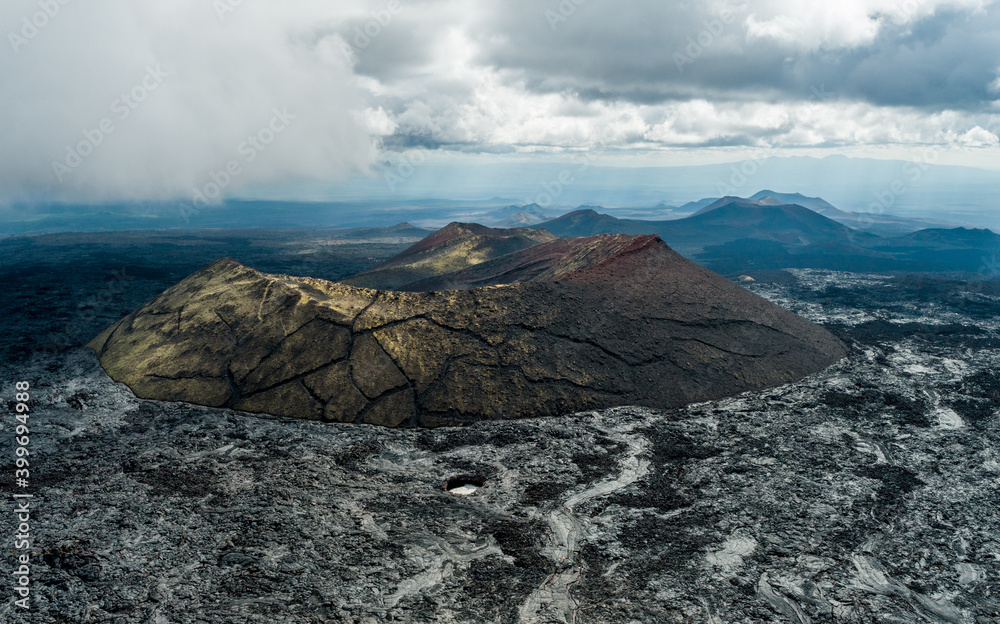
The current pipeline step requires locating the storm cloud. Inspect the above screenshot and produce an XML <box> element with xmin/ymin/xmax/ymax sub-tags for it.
<box><xmin>0</xmin><ymin>0</ymin><xmax>382</xmax><ymax>203</ymax></box>
<box><xmin>480</xmin><ymin>0</ymin><xmax>1000</xmax><ymax>110</ymax></box>
<box><xmin>336</xmin><ymin>0</ymin><xmax>999</xmax><ymax>157</ymax></box>
<box><xmin>2</xmin><ymin>0</ymin><xmax>998</xmax><ymax>203</ymax></box>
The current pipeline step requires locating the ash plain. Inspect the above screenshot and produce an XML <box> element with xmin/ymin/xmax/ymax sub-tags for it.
<box><xmin>1</xmin><ymin>230</ymin><xmax>999</xmax><ymax>623</ymax></box>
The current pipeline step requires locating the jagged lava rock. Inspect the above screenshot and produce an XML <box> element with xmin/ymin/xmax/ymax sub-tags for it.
<box><xmin>87</xmin><ymin>234</ymin><xmax>848</xmax><ymax>427</ymax></box>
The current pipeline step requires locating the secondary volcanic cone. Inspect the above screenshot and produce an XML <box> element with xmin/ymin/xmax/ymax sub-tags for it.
<box><xmin>87</xmin><ymin>231</ymin><xmax>847</xmax><ymax>427</ymax></box>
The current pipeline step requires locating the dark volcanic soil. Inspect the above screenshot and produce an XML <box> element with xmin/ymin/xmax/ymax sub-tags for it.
<box><xmin>1</xmin><ymin>233</ymin><xmax>999</xmax><ymax>623</ymax></box>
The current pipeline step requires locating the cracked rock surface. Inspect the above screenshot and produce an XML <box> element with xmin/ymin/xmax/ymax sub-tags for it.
<box><xmin>86</xmin><ymin>236</ymin><xmax>847</xmax><ymax>426</ymax></box>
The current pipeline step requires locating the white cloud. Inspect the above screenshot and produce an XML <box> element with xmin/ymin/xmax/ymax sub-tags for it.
<box><xmin>745</xmin><ymin>0</ymin><xmax>989</xmax><ymax>50</ymax></box>
<box><xmin>356</xmin><ymin>107</ymin><xmax>398</xmax><ymax>137</ymax></box>
<box><xmin>959</xmin><ymin>125</ymin><xmax>1000</xmax><ymax>146</ymax></box>
<box><xmin>365</xmin><ymin>61</ymin><xmax>1000</xmax><ymax>154</ymax></box>
<box><xmin>0</xmin><ymin>0</ymin><xmax>378</xmax><ymax>203</ymax></box>
<box><xmin>347</xmin><ymin>0</ymin><xmax>1000</xmax><ymax>161</ymax></box>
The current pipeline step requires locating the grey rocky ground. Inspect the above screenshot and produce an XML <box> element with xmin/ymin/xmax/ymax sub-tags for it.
<box><xmin>2</xmin><ymin>257</ymin><xmax>1000</xmax><ymax>622</ymax></box>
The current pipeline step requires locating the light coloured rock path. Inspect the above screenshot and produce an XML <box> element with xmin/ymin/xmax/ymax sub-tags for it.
<box><xmin>518</xmin><ymin>416</ymin><xmax>651</xmax><ymax>624</ymax></box>
<box><xmin>385</xmin><ymin>534</ymin><xmax>505</xmax><ymax>609</ymax></box>
<box><xmin>850</xmin><ymin>554</ymin><xmax>968</xmax><ymax>624</ymax></box>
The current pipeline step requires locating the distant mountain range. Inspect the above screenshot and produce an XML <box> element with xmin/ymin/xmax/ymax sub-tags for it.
<box><xmin>338</xmin><ymin>201</ymin><xmax>999</xmax><ymax>289</ymax></box>
<box><xmin>482</xmin><ymin>203</ymin><xmax>554</xmax><ymax>227</ymax></box>
<box><xmin>748</xmin><ymin>191</ymin><xmax>848</xmax><ymax>218</ymax></box>
<box><xmin>332</xmin><ymin>222</ymin><xmax>434</xmax><ymax>241</ymax></box>
<box><xmin>288</xmin><ymin>155</ymin><xmax>1000</xmax><ymax>226</ymax></box>
<box><xmin>666</xmin><ymin>191</ymin><xmax>956</xmax><ymax>236</ymax></box>
<box><xmin>533</xmin><ymin>201</ymin><xmax>874</xmax><ymax>250</ymax></box>
<box><xmin>530</xmin><ymin>199</ymin><xmax>1000</xmax><ymax>275</ymax></box>
<box><xmin>1</xmin><ymin>179</ymin><xmax>978</xmax><ymax>238</ymax></box>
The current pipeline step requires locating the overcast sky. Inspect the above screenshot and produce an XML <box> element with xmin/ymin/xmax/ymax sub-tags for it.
<box><xmin>2</xmin><ymin>0</ymin><xmax>999</xmax><ymax>203</ymax></box>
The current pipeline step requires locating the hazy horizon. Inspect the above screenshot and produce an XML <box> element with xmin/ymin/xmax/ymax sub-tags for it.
<box><xmin>4</xmin><ymin>152</ymin><xmax>1000</xmax><ymax>236</ymax></box>
<box><xmin>1</xmin><ymin>0</ymin><xmax>999</xmax><ymax>222</ymax></box>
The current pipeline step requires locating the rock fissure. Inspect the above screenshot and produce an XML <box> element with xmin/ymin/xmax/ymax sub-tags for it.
<box><xmin>214</xmin><ymin>310</ymin><xmax>237</xmax><ymax>337</ymax></box>
<box><xmin>351</xmin><ymin>293</ymin><xmax>382</xmax><ymax>334</ymax></box>
<box><xmin>146</xmin><ymin>372</ymin><xmax>227</xmax><ymax>382</ymax></box>
<box><xmin>234</xmin><ymin>356</ymin><xmax>350</xmax><ymax>403</ymax></box>
<box><xmin>96</xmin><ymin>317</ymin><xmax>129</xmax><ymax>358</ymax></box>
<box><xmin>299</xmin><ymin>378</ymin><xmax>327</xmax><ymax>407</ymax></box>
<box><xmin>414</xmin><ymin>351</ymin><xmax>459</xmax><ymax>408</ymax></box>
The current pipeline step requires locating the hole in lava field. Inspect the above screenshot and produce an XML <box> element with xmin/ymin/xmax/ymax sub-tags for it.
<box><xmin>444</xmin><ymin>475</ymin><xmax>486</xmax><ymax>495</ymax></box>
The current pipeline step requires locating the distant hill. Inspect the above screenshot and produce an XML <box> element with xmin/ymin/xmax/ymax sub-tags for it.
<box><xmin>678</xmin><ymin>200</ymin><xmax>876</xmax><ymax>246</ymax></box>
<box><xmin>530</xmin><ymin>209</ymin><xmax>662</xmax><ymax>238</ymax></box>
<box><xmin>692</xmin><ymin>196</ymin><xmax>779</xmax><ymax>216</ymax></box>
<box><xmin>484</xmin><ymin>203</ymin><xmax>553</xmax><ymax>227</ymax></box>
<box><xmin>682</xmin><ymin>191</ymin><xmax>960</xmax><ymax>236</ymax></box>
<box><xmin>533</xmin><ymin>203</ymin><xmax>1000</xmax><ymax>274</ymax></box>
<box><xmin>536</xmin><ymin>200</ymin><xmax>874</xmax><ymax>249</ymax></box>
<box><xmin>408</xmin><ymin>234</ymin><xmax>648</xmax><ymax>291</ymax></box>
<box><xmin>488</xmin><ymin>203</ymin><xmax>549</xmax><ymax>219</ymax></box>
<box><xmin>496</xmin><ymin>211</ymin><xmax>549</xmax><ymax>227</ymax></box>
<box><xmin>334</xmin><ymin>222</ymin><xmax>434</xmax><ymax>241</ymax></box>
<box><xmin>891</xmin><ymin>227</ymin><xmax>1000</xmax><ymax>247</ymax></box>
<box><xmin>749</xmin><ymin>191</ymin><xmax>849</xmax><ymax>218</ymax></box>
<box><xmin>342</xmin><ymin>222</ymin><xmax>556</xmax><ymax>290</ymax></box>
<box><xmin>677</xmin><ymin>197</ymin><xmax>722</xmax><ymax>213</ymax></box>
<box><xmin>691</xmin><ymin>193</ymin><xmax>847</xmax><ymax>218</ymax></box>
